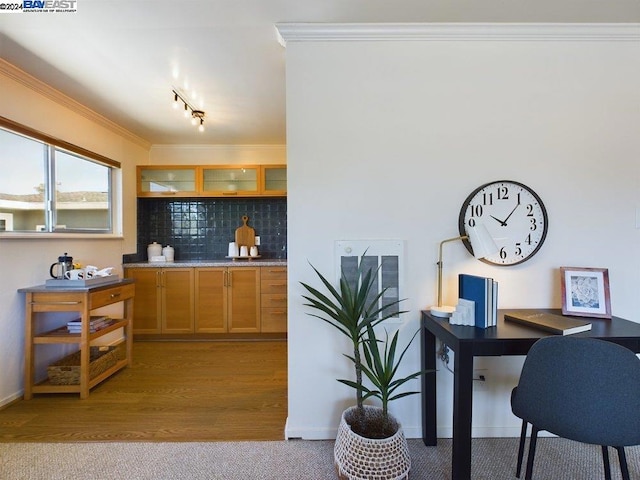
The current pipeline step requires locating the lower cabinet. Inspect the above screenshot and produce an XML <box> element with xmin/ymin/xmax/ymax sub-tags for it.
<box><xmin>127</xmin><ymin>265</ymin><xmax>284</xmax><ymax>336</ymax></box>
<box><xmin>126</xmin><ymin>267</ymin><xmax>194</xmax><ymax>334</ymax></box>
<box><xmin>261</xmin><ymin>266</ymin><xmax>288</xmax><ymax>333</ymax></box>
<box><xmin>194</xmin><ymin>267</ymin><xmax>261</xmax><ymax>333</ymax></box>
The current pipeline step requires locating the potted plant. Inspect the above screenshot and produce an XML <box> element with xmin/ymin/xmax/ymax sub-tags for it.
<box><xmin>301</xmin><ymin>259</ymin><xmax>424</xmax><ymax>480</ymax></box>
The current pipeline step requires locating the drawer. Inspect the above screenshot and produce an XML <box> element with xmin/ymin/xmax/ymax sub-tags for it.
<box><xmin>261</xmin><ymin>294</ymin><xmax>287</xmax><ymax>308</ymax></box>
<box><xmin>261</xmin><ymin>280</ymin><xmax>287</xmax><ymax>295</ymax></box>
<box><xmin>261</xmin><ymin>267</ymin><xmax>287</xmax><ymax>281</ymax></box>
<box><xmin>261</xmin><ymin>308</ymin><xmax>287</xmax><ymax>333</ymax></box>
<box><xmin>89</xmin><ymin>283</ymin><xmax>135</xmax><ymax>309</ymax></box>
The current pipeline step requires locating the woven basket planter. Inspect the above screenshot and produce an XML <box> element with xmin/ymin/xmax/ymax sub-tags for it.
<box><xmin>334</xmin><ymin>405</ymin><xmax>411</xmax><ymax>480</ymax></box>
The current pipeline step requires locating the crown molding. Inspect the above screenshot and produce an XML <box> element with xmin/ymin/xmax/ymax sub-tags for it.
<box><xmin>0</xmin><ymin>59</ymin><xmax>151</xmax><ymax>150</ymax></box>
<box><xmin>151</xmin><ymin>144</ymin><xmax>286</xmax><ymax>151</ymax></box>
<box><xmin>276</xmin><ymin>23</ymin><xmax>640</xmax><ymax>46</ymax></box>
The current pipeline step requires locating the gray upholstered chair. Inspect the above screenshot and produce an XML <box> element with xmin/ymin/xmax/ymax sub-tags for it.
<box><xmin>511</xmin><ymin>336</ymin><xmax>640</xmax><ymax>480</ymax></box>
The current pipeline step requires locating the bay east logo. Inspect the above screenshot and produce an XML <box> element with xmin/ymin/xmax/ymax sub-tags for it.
<box><xmin>23</xmin><ymin>0</ymin><xmax>77</xmax><ymax>12</ymax></box>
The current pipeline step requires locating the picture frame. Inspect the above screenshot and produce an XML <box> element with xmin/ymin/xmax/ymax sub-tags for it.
<box><xmin>560</xmin><ymin>267</ymin><xmax>611</xmax><ymax>319</ymax></box>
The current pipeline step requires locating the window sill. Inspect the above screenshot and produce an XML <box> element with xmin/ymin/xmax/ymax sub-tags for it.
<box><xmin>0</xmin><ymin>233</ymin><xmax>124</xmax><ymax>240</ymax></box>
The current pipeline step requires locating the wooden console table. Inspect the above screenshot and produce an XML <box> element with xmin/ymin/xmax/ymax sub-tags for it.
<box><xmin>19</xmin><ymin>279</ymin><xmax>135</xmax><ymax>399</ymax></box>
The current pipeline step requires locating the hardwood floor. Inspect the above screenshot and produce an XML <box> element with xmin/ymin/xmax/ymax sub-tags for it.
<box><xmin>0</xmin><ymin>340</ymin><xmax>287</xmax><ymax>442</ymax></box>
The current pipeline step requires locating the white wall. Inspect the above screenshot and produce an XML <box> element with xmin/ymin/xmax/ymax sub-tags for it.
<box><xmin>282</xmin><ymin>24</ymin><xmax>640</xmax><ymax>439</ymax></box>
<box><xmin>0</xmin><ymin>61</ymin><xmax>148</xmax><ymax>406</ymax></box>
<box><xmin>149</xmin><ymin>144</ymin><xmax>286</xmax><ymax>165</ymax></box>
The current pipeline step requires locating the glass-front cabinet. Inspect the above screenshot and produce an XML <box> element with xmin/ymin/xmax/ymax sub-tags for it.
<box><xmin>202</xmin><ymin>166</ymin><xmax>260</xmax><ymax>196</ymax></box>
<box><xmin>138</xmin><ymin>167</ymin><xmax>198</xmax><ymax>197</ymax></box>
<box><xmin>136</xmin><ymin>165</ymin><xmax>286</xmax><ymax>198</ymax></box>
<box><xmin>262</xmin><ymin>165</ymin><xmax>287</xmax><ymax>195</ymax></box>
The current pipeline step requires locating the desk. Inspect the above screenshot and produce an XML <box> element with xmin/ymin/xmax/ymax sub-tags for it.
<box><xmin>420</xmin><ymin>309</ymin><xmax>640</xmax><ymax>480</ymax></box>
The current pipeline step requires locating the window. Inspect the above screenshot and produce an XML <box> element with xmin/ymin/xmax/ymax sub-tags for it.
<box><xmin>0</xmin><ymin>119</ymin><xmax>119</xmax><ymax>234</ymax></box>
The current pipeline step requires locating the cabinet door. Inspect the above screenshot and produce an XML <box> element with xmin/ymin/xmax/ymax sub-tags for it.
<box><xmin>161</xmin><ymin>268</ymin><xmax>195</xmax><ymax>333</ymax></box>
<box><xmin>137</xmin><ymin>166</ymin><xmax>198</xmax><ymax>197</ymax></box>
<box><xmin>125</xmin><ymin>268</ymin><xmax>161</xmax><ymax>334</ymax></box>
<box><xmin>227</xmin><ymin>267</ymin><xmax>261</xmax><ymax>333</ymax></box>
<box><xmin>194</xmin><ymin>268</ymin><xmax>227</xmax><ymax>333</ymax></box>
<box><xmin>261</xmin><ymin>165</ymin><xmax>287</xmax><ymax>196</ymax></box>
<box><xmin>201</xmin><ymin>166</ymin><xmax>259</xmax><ymax>196</ymax></box>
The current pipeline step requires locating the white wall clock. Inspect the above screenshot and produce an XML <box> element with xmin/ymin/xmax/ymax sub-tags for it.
<box><xmin>458</xmin><ymin>180</ymin><xmax>548</xmax><ymax>266</ymax></box>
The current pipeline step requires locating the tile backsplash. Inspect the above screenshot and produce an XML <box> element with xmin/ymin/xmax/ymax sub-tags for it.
<box><xmin>133</xmin><ymin>197</ymin><xmax>287</xmax><ymax>261</ymax></box>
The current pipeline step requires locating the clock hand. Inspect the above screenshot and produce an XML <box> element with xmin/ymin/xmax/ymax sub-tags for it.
<box><xmin>501</xmin><ymin>204</ymin><xmax>520</xmax><ymax>225</ymax></box>
<box><xmin>490</xmin><ymin>215</ymin><xmax>507</xmax><ymax>226</ymax></box>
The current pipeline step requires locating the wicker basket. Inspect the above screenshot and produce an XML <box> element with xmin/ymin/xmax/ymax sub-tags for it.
<box><xmin>47</xmin><ymin>346</ymin><xmax>118</xmax><ymax>385</ymax></box>
<box><xmin>334</xmin><ymin>405</ymin><xmax>411</xmax><ymax>480</ymax></box>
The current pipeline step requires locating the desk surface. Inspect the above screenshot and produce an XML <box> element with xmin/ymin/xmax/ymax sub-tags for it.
<box><xmin>423</xmin><ymin>308</ymin><xmax>640</xmax><ymax>355</ymax></box>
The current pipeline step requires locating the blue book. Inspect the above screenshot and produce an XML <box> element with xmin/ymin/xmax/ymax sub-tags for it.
<box><xmin>459</xmin><ymin>274</ymin><xmax>491</xmax><ymax>329</ymax></box>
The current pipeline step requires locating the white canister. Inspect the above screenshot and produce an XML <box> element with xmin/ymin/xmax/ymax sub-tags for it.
<box><xmin>250</xmin><ymin>246</ymin><xmax>258</xmax><ymax>257</ymax></box>
<box><xmin>162</xmin><ymin>245</ymin><xmax>175</xmax><ymax>262</ymax></box>
<box><xmin>228</xmin><ymin>242</ymin><xmax>239</xmax><ymax>257</ymax></box>
<box><xmin>240</xmin><ymin>245</ymin><xmax>249</xmax><ymax>257</ymax></box>
<box><xmin>147</xmin><ymin>242</ymin><xmax>162</xmax><ymax>260</ymax></box>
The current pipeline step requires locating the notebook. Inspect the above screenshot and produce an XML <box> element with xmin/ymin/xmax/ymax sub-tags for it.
<box><xmin>504</xmin><ymin>311</ymin><xmax>592</xmax><ymax>335</ymax></box>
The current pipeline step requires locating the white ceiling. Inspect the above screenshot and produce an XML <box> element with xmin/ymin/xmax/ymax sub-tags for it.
<box><xmin>1</xmin><ymin>1</ymin><xmax>638</xmax><ymax>146</ymax></box>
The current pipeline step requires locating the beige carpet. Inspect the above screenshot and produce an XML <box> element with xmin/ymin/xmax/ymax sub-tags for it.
<box><xmin>1</xmin><ymin>438</ymin><xmax>638</xmax><ymax>479</ymax></box>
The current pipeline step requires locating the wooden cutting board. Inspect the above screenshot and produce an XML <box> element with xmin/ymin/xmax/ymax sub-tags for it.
<box><xmin>235</xmin><ymin>215</ymin><xmax>255</xmax><ymax>248</ymax></box>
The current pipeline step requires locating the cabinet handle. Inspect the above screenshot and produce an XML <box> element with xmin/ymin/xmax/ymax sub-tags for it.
<box><xmin>269</xmin><ymin>283</ymin><xmax>286</xmax><ymax>287</ymax></box>
<box><xmin>270</xmin><ymin>310</ymin><xmax>286</xmax><ymax>314</ymax></box>
<box><xmin>222</xmin><ymin>192</ymin><xmax>238</xmax><ymax>195</ymax></box>
<box><xmin>228</xmin><ymin>271</ymin><xmax>232</xmax><ymax>286</ymax></box>
<box><xmin>110</xmin><ymin>293</ymin><xmax>121</xmax><ymax>299</ymax></box>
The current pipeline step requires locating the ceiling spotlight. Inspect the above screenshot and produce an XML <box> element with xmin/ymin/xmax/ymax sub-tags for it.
<box><xmin>172</xmin><ymin>89</ymin><xmax>207</xmax><ymax>132</ymax></box>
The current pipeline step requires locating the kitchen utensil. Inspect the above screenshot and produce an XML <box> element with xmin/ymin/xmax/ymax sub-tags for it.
<box><xmin>235</xmin><ymin>216</ymin><xmax>255</xmax><ymax>249</ymax></box>
<box><xmin>50</xmin><ymin>252</ymin><xmax>73</xmax><ymax>279</ymax></box>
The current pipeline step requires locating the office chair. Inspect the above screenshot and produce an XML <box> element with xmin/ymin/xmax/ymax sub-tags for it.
<box><xmin>511</xmin><ymin>336</ymin><xmax>640</xmax><ymax>480</ymax></box>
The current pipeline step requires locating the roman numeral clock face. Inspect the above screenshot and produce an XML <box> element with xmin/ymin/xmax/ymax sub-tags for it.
<box><xmin>458</xmin><ymin>180</ymin><xmax>548</xmax><ymax>266</ymax></box>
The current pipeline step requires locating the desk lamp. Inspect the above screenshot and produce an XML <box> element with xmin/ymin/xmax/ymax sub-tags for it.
<box><xmin>430</xmin><ymin>225</ymin><xmax>497</xmax><ymax>318</ymax></box>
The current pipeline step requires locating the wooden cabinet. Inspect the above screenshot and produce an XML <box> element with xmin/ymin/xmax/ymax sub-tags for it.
<box><xmin>125</xmin><ymin>268</ymin><xmax>194</xmax><ymax>334</ymax></box>
<box><xmin>262</xmin><ymin>165</ymin><xmax>287</xmax><ymax>196</ymax></box>
<box><xmin>227</xmin><ymin>267</ymin><xmax>261</xmax><ymax>333</ymax></box>
<box><xmin>19</xmin><ymin>280</ymin><xmax>135</xmax><ymax>399</ymax></box>
<box><xmin>136</xmin><ymin>165</ymin><xmax>286</xmax><ymax>198</ymax></box>
<box><xmin>201</xmin><ymin>166</ymin><xmax>260</xmax><ymax>196</ymax></box>
<box><xmin>194</xmin><ymin>267</ymin><xmax>261</xmax><ymax>333</ymax></box>
<box><xmin>137</xmin><ymin>166</ymin><xmax>198</xmax><ymax>197</ymax></box>
<box><xmin>194</xmin><ymin>268</ymin><xmax>227</xmax><ymax>333</ymax></box>
<box><xmin>260</xmin><ymin>266</ymin><xmax>287</xmax><ymax>333</ymax></box>
<box><xmin>127</xmin><ymin>264</ymin><xmax>283</xmax><ymax>336</ymax></box>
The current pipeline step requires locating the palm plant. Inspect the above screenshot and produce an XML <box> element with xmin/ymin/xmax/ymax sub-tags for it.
<box><xmin>301</xmin><ymin>258</ymin><xmax>418</xmax><ymax>437</ymax></box>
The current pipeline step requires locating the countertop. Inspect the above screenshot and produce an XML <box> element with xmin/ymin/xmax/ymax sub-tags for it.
<box><xmin>123</xmin><ymin>259</ymin><xmax>287</xmax><ymax>268</ymax></box>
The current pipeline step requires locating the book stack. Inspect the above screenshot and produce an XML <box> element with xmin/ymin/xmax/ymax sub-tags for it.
<box><xmin>67</xmin><ymin>315</ymin><xmax>111</xmax><ymax>334</ymax></box>
<box><xmin>452</xmin><ymin>274</ymin><xmax>498</xmax><ymax>329</ymax></box>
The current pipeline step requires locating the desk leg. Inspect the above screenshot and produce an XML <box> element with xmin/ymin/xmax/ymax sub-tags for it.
<box><xmin>452</xmin><ymin>344</ymin><xmax>474</xmax><ymax>480</ymax></box>
<box><xmin>421</xmin><ymin>319</ymin><xmax>437</xmax><ymax>446</ymax></box>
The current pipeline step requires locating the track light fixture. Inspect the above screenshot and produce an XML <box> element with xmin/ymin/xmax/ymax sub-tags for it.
<box><xmin>172</xmin><ymin>88</ymin><xmax>206</xmax><ymax>132</ymax></box>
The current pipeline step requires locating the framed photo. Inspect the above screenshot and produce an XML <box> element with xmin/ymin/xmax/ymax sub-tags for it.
<box><xmin>560</xmin><ymin>267</ymin><xmax>611</xmax><ymax>319</ymax></box>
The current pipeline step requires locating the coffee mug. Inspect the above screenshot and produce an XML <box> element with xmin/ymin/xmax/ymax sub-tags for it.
<box><xmin>240</xmin><ymin>246</ymin><xmax>249</xmax><ymax>257</ymax></box>
<box><xmin>65</xmin><ymin>269</ymin><xmax>85</xmax><ymax>280</ymax></box>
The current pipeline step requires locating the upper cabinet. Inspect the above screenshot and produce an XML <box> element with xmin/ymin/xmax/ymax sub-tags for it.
<box><xmin>137</xmin><ymin>165</ymin><xmax>286</xmax><ymax>198</ymax></box>
<box><xmin>202</xmin><ymin>166</ymin><xmax>260</xmax><ymax>196</ymax></box>
<box><xmin>262</xmin><ymin>165</ymin><xmax>287</xmax><ymax>196</ymax></box>
<box><xmin>137</xmin><ymin>166</ymin><xmax>198</xmax><ymax>196</ymax></box>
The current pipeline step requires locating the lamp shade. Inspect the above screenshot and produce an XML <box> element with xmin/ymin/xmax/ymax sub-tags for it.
<box><xmin>467</xmin><ymin>224</ymin><xmax>498</xmax><ymax>259</ymax></box>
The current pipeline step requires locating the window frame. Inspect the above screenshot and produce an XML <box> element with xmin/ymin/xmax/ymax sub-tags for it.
<box><xmin>0</xmin><ymin>116</ymin><xmax>121</xmax><ymax>237</ymax></box>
